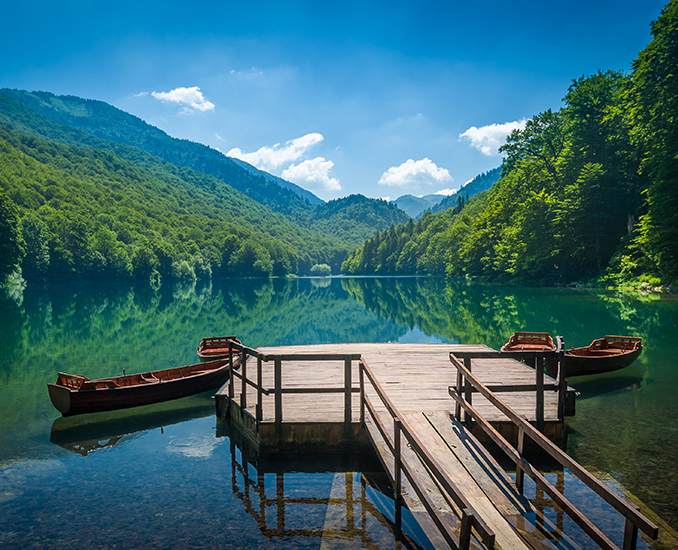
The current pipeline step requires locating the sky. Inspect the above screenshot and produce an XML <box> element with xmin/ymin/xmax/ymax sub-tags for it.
<box><xmin>0</xmin><ymin>0</ymin><xmax>669</xmax><ymax>202</ymax></box>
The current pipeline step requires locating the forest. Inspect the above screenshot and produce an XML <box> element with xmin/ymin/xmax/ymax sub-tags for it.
<box><xmin>342</xmin><ymin>1</ymin><xmax>677</xmax><ymax>288</ymax></box>
<box><xmin>0</xmin><ymin>93</ymin><xmax>407</xmax><ymax>284</ymax></box>
<box><xmin>1</xmin><ymin>1</ymin><xmax>676</xmax><ymax>288</ymax></box>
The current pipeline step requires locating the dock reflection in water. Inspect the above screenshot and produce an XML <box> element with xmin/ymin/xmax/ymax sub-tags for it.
<box><xmin>217</xmin><ymin>419</ymin><xmax>433</xmax><ymax>549</ymax></box>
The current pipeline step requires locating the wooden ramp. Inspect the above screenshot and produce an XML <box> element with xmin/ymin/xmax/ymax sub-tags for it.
<box><xmin>215</xmin><ymin>342</ymin><xmax>658</xmax><ymax>550</ymax></box>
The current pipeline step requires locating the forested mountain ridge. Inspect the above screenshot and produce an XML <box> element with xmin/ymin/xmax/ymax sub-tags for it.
<box><xmin>311</xmin><ymin>194</ymin><xmax>410</xmax><ymax>247</ymax></box>
<box><xmin>0</xmin><ymin>93</ymin><xmax>413</xmax><ymax>283</ymax></box>
<box><xmin>0</xmin><ymin>89</ymin><xmax>321</xmax><ymax>219</ymax></box>
<box><xmin>344</xmin><ymin>0</ymin><xmax>678</xmax><ymax>287</ymax></box>
<box><xmin>0</xmin><ymin>126</ymin><xmax>345</xmax><ymax>281</ymax></box>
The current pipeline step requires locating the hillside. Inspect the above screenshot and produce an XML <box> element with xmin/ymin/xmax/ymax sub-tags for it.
<box><xmin>0</xmin><ymin>126</ymin><xmax>348</xmax><ymax>281</ymax></box>
<box><xmin>0</xmin><ymin>89</ymin><xmax>321</xmax><ymax>219</ymax></box>
<box><xmin>428</xmin><ymin>167</ymin><xmax>500</xmax><ymax>215</ymax></box>
<box><xmin>343</xmin><ymin>1</ymin><xmax>678</xmax><ymax>286</ymax></box>
<box><xmin>312</xmin><ymin>194</ymin><xmax>410</xmax><ymax>247</ymax></box>
<box><xmin>0</xmin><ymin>91</ymin><xmax>414</xmax><ymax>282</ymax></box>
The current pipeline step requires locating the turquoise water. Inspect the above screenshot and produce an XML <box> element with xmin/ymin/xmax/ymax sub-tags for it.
<box><xmin>0</xmin><ymin>277</ymin><xmax>676</xmax><ymax>548</ymax></box>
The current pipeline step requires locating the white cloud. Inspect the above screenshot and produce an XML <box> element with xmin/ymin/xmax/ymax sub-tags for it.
<box><xmin>151</xmin><ymin>86</ymin><xmax>215</xmax><ymax>112</ymax></box>
<box><xmin>134</xmin><ymin>92</ymin><xmax>148</xmax><ymax>97</ymax></box>
<box><xmin>434</xmin><ymin>188</ymin><xmax>457</xmax><ymax>196</ymax></box>
<box><xmin>459</xmin><ymin>119</ymin><xmax>527</xmax><ymax>156</ymax></box>
<box><xmin>227</xmin><ymin>133</ymin><xmax>324</xmax><ymax>172</ymax></box>
<box><xmin>282</xmin><ymin>157</ymin><xmax>341</xmax><ymax>192</ymax></box>
<box><xmin>378</xmin><ymin>158</ymin><xmax>452</xmax><ymax>189</ymax></box>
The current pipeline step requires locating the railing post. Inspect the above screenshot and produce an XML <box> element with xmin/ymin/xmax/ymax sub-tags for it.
<box><xmin>344</xmin><ymin>356</ymin><xmax>352</xmax><ymax>430</ymax></box>
<box><xmin>623</xmin><ymin>510</ymin><xmax>640</xmax><ymax>550</ymax></box>
<box><xmin>274</xmin><ymin>357</ymin><xmax>282</xmax><ymax>432</ymax></box>
<box><xmin>257</xmin><ymin>356</ymin><xmax>263</xmax><ymax>422</ymax></box>
<box><xmin>394</xmin><ymin>418</ymin><xmax>402</xmax><ymax>503</ymax></box>
<box><xmin>464</xmin><ymin>356</ymin><xmax>472</xmax><ymax>423</ymax></box>
<box><xmin>459</xmin><ymin>508</ymin><xmax>474</xmax><ymax>550</ymax></box>
<box><xmin>536</xmin><ymin>354</ymin><xmax>544</xmax><ymax>428</ymax></box>
<box><xmin>557</xmin><ymin>337</ymin><xmax>567</xmax><ymax>420</ymax></box>
<box><xmin>359</xmin><ymin>361</ymin><xmax>365</xmax><ymax>424</ymax></box>
<box><xmin>516</xmin><ymin>427</ymin><xmax>525</xmax><ymax>493</ymax></box>
<box><xmin>228</xmin><ymin>343</ymin><xmax>234</xmax><ymax>399</ymax></box>
<box><xmin>241</xmin><ymin>351</ymin><xmax>247</xmax><ymax>409</ymax></box>
<box><xmin>455</xmin><ymin>359</ymin><xmax>463</xmax><ymax>421</ymax></box>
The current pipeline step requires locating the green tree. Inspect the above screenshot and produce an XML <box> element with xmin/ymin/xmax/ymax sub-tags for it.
<box><xmin>0</xmin><ymin>189</ymin><xmax>25</xmax><ymax>282</ymax></box>
<box><xmin>20</xmin><ymin>213</ymin><xmax>49</xmax><ymax>281</ymax></box>
<box><xmin>630</xmin><ymin>0</ymin><xmax>678</xmax><ymax>281</ymax></box>
<box><xmin>310</xmin><ymin>263</ymin><xmax>331</xmax><ymax>276</ymax></box>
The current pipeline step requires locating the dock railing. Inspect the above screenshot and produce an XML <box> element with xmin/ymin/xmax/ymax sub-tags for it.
<box><xmin>359</xmin><ymin>357</ymin><xmax>496</xmax><ymax>550</ymax></box>
<box><xmin>451</xmin><ymin>337</ymin><xmax>569</xmax><ymax>425</ymax></box>
<box><xmin>448</xmin><ymin>352</ymin><xmax>659</xmax><ymax>550</ymax></box>
<box><xmin>224</xmin><ymin>339</ymin><xmax>360</xmax><ymax>430</ymax></box>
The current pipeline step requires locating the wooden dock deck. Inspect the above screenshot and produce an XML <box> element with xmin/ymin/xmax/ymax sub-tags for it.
<box><xmin>215</xmin><ymin>342</ymin><xmax>658</xmax><ymax>550</ymax></box>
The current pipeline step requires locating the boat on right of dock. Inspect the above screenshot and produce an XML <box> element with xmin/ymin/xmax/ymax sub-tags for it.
<box><xmin>561</xmin><ymin>335</ymin><xmax>642</xmax><ymax>378</ymax></box>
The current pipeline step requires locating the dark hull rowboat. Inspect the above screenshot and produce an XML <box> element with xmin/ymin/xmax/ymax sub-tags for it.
<box><xmin>197</xmin><ymin>336</ymin><xmax>242</xmax><ymax>362</ymax></box>
<box><xmin>561</xmin><ymin>335</ymin><xmax>642</xmax><ymax>377</ymax></box>
<box><xmin>47</xmin><ymin>358</ymin><xmax>238</xmax><ymax>417</ymax></box>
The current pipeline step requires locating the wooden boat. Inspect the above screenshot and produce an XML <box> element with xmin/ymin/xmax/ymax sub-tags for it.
<box><xmin>197</xmin><ymin>336</ymin><xmax>242</xmax><ymax>362</ymax></box>
<box><xmin>47</xmin><ymin>358</ymin><xmax>238</xmax><ymax>417</ymax></box>
<box><xmin>561</xmin><ymin>335</ymin><xmax>642</xmax><ymax>377</ymax></box>
<box><xmin>501</xmin><ymin>332</ymin><xmax>556</xmax><ymax>353</ymax></box>
<box><xmin>501</xmin><ymin>332</ymin><xmax>558</xmax><ymax>371</ymax></box>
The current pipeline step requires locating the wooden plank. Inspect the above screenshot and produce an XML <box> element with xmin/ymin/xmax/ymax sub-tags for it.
<box><xmin>364</xmin><ymin>417</ymin><xmax>454</xmax><ymax>550</ymax></box>
<box><xmin>402</xmin><ymin>411</ymin><xmax>531</xmax><ymax>550</ymax></box>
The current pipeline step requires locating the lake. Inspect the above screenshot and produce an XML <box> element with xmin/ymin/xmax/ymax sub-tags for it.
<box><xmin>0</xmin><ymin>276</ymin><xmax>676</xmax><ymax>549</ymax></box>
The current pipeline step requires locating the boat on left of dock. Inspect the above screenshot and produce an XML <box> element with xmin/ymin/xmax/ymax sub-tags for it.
<box><xmin>47</xmin><ymin>357</ymin><xmax>239</xmax><ymax>417</ymax></box>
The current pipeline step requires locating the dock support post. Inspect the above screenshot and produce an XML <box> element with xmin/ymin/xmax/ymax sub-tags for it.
<box><xmin>344</xmin><ymin>356</ymin><xmax>352</xmax><ymax>430</ymax></box>
<box><xmin>257</xmin><ymin>356</ymin><xmax>263</xmax><ymax>422</ymax></box>
<box><xmin>274</xmin><ymin>357</ymin><xmax>282</xmax><ymax>432</ymax></box>
<box><xmin>241</xmin><ymin>352</ymin><xmax>247</xmax><ymax>409</ymax></box>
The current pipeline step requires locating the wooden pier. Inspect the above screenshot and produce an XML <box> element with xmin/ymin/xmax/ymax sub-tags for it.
<box><xmin>215</xmin><ymin>342</ymin><xmax>658</xmax><ymax>550</ymax></box>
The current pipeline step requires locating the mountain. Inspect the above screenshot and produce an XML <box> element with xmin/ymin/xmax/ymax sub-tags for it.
<box><xmin>391</xmin><ymin>194</ymin><xmax>447</xmax><ymax>218</ymax></box>
<box><xmin>428</xmin><ymin>167</ymin><xmax>501</xmax><ymax>215</ymax></box>
<box><xmin>312</xmin><ymin>194</ymin><xmax>410</xmax><ymax>247</ymax></box>
<box><xmin>0</xmin><ymin>90</ymin><xmax>411</xmax><ymax>282</ymax></box>
<box><xmin>0</xmin><ymin>89</ymin><xmax>322</xmax><ymax>219</ymax></box>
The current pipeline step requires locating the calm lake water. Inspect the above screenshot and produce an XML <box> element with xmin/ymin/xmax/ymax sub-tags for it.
<box><xmin>0</xmin><ymin>276</ymin><xmax>676</xmax><ymax>549</ymax></box>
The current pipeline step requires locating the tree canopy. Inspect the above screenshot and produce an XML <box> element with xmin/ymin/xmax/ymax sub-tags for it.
<box><xmin>344</xmin><ymin>1</ymin><xmax>678</xmax><ymax>287</ymax></box>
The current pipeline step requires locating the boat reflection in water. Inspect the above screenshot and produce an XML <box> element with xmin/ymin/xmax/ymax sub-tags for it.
<box><xmin>50</xmin><ymin>392</ymin><xmax>215</xmax><ymax>456</ymax></box>
<box><xmin>216</xmin><ymin>419</ymin><xmax>433</xmax><ymax>549</ymax></box>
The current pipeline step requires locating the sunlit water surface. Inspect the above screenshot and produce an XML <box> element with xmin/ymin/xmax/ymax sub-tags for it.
<box><xmin>0</xmin><ymin>277</ymin><xmax>676</xmax><ymax>549</ymax></box>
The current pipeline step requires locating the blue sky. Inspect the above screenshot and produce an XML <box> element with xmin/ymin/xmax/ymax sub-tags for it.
<box><xmin>1</xmin><ymin>0</ymin><xmax>668</xmax><ymax>201</ymax></box>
